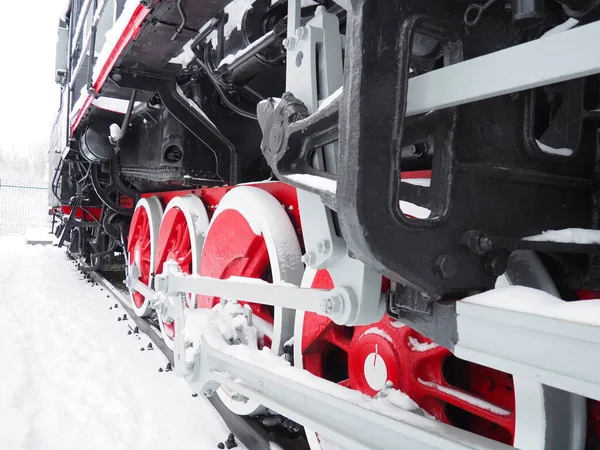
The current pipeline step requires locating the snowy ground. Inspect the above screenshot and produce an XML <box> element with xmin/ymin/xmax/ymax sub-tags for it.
<box><xmin>0</xmin><ymin>238</ymin><xmax>242</xmax><ymax>450</ymax></box>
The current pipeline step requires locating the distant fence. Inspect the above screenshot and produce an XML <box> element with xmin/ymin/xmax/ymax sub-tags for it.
<box><xmin>0</xmin><ymin>178</ymin><xmax>52</xmax><ymax>236</ymax></box>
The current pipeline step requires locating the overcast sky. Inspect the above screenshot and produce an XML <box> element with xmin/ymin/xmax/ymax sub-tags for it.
<box><xmin>0</xmin><ymin>1</ymin><xmax>65</xmax><ymax>151</ymax></box>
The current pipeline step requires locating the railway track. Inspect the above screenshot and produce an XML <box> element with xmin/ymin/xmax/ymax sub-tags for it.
<box><xmin>71</xmin><ymin>252</ymin><xmax>308</xmax><ymax>450</ymax></box>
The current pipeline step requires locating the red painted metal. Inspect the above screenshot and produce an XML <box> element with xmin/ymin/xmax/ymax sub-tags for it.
<box><xmin>143</xmin><ymin>182</ymin><xmax>302</xmax><ymax>238</ymax></box>
<box><xmin>146</xmin><ymin>182</ymin><xmax>300</xmax><ymax>348</ymax></box>
<box><xmin>154</xmin><ymin>206</ymin><xmax>194</xmax><ymax>340</ymax></box>
<box><xmin>301</xmin><ymin>270</ymin><xmax>515</xmax><ymax>445</ymax></box>
<box><xmin>197</xmin><ymin>208</ymin><xmax>274</xmax><ymax>347</ymax></box>
<box><xmin>58</xmin><ymin>205</ymin><xmax>102</xmax><ymax>221</ymax></box>
<box><xmin>70</xmin><ymin>4</ymin><xmax>153</xmax><ymax>136</ymax></box>
<box><xmin>127</xmin><ymin>205</ymin><xmax>152</xmax><ymax>309</ymax></box>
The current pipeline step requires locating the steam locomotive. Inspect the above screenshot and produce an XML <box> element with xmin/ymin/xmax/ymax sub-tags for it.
<box><xmin>50</xmin><ymin>0</ymin><xmax>600</xmax><ymax>449</ymax></box>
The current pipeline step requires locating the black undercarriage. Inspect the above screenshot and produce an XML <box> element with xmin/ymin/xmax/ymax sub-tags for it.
<box><xmin>51</xmin><ymin>0</ymin><xmax>600</xmax><ymax>314</ymax></box>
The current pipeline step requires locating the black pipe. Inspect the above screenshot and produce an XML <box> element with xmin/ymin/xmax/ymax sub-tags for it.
<box><xmin>110</xmin><ymin>89</ymin><xmax>137</xmax><ymax>145</ymax></box>
<box><xmin>171</xmin><ymin>0</ymin><xmax>187</xmax><ymax>41</ymax></box>
<box><xmin>226</xmin><ymin>32</ymin><xmax>278</xmax><ymax>72</ymax></box>
<box><xmin>87</xmin><ymin>0</ymin><xmax>99</xmax><ymax>91</ymax></box>
<box><xmin>217</xmin><ymin>12</ymin><xmax>227</xmax><ymax>62</ymax></box>
<box><xmin>200</xmin><ymin>46</ymin><xmax>257</xmax><ymax>120</ymax></box>
<box><xmin>190</xmin><ymin>16</ymin><xmax>220</xmax><ymax>50</ymax></box>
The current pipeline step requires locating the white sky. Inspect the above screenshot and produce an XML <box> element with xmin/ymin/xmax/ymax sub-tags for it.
<box><xmin>0</xmin><ymin>1</ymin><xmax>66</xmax><ymax>151</ymax></box>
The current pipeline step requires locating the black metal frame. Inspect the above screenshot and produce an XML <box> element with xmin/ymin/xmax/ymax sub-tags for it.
<box><xmin>110</xmin><ymin>70</ymin><xmax>239</xmax><ymax>185</ymax></box>
<box><xmin>260</xmin><ymin>0</ymin><xmax>600</xmax><ymax>299</ymax></box>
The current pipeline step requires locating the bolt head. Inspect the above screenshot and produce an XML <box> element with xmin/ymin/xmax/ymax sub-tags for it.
<box><xmin>434</xmin><ymin>254</ymin><xmax>458</xmax><ymax>280</ymax></box>
<box><xmin>301</xmin><ymin>251</ymin><xmax>316</xmax><ymax>266</ymax></box>
<box><xmin>316</xmin><ymin>239</ymin><xmax>332</xmax><ymax>254</ymax></box>
<box><xmin>282</xmin><ymin>37</ymin><xmax>295</xmax><ymax>50</ymax></box>
<box><xmin>322</xmin><ymin>294</ymin><xmax>343</xmax><ymax>315</ymax></box>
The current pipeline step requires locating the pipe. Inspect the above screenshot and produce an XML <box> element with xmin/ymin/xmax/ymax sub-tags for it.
<box><xmin>171</xmin><ymin>0</ymin><xmax>188</xmax><ymax>41</ymax></box>
<box><xmin>200</xmin><ymin>46</ymin><xmax>257</xmax><ymax>120</ymax></box>
<box><xmin>110</xmin><ymin>89</ymin><xmax>138</xmax><ymax>145</ymax></box>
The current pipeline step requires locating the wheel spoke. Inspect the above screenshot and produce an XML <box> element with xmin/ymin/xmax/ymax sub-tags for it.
<box><xmin>419</xmin><ymin>381</ymin><xmax>514</xmax><ymax>430</ymax></box>
<box><xmin>326</xmin><ymin>326</ymin><xmax>352</xmax><ymax>353</ymax></box>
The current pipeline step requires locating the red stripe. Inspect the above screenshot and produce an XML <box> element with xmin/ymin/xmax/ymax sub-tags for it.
<box><xmin>70</xmin><ymin>4</ymin><xmax>152</xmax><ymax>136</ymax></box>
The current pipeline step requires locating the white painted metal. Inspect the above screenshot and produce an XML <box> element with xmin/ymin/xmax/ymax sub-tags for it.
<box><xmin>406</xmin><ymin>21</ymin><xmax>600</xmax><ymax>117</ymax></box>
<box><xmin>129</xmin><ymin>276</ymin><xmax>155</xmax><ymax>300</ymax></box>
<box><xmin>155</xmin><ymin>195</ymin><xmax>208</xmax><ymax>350</ymax></box>
<box><xmin>191</xmin><ymin>336</ymin><xmax>515</xmax><ymax>450</ymax></box>
<box><xmin>200</xmin><ymin>186</ymin><xmax>304</xmax><ymax>415</ymax></box>
<box><xmin>159</xmin><ymin>272</ymin><xmax>352</xmax><ymax>319</ymax></box>
<box><xmin>455</xmin><ymin>295</ymin><xmax>600</xmax><ymax>401</ymax></box>
<box><xmin>285</xmin><ymin>0</ymin><xmax>384</xmax><ymax>326</ymax></box>
<box><xmin>501</xmin><ymin>251</ymin><xmax>585</xmax><ymax>450</ymax></box>
<box><xmin>129</xmin><ymin>196</ymin><xmax>163</xmax><ymax>317</ymax></box>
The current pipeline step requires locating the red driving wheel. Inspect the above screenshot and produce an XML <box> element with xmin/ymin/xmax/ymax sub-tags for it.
<box><xmin>298</xmin><ymin>269</ymin><xmax>515</xmax><ymax>446</ymax></box>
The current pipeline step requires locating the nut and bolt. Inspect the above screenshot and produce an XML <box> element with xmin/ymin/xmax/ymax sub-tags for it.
<box><xmin>295</xmin><ymin>26</ymin><xmax>306</xmax><ymax>39</ymax></box>
<box><xmin>282</xmin><ymin>37</ymin><xmax>295</xmax><ymax>50</ymax></box>
<box><xmin>434</xmin><ymin>254</ymin><xmax>458</xmax><ymax>280</ymax></box>
<box><xmin>316</xmin><ymin>239</ymin><xmax>331</xmax><ymax>254</ymax></box>
<box><xmin>301</xmin><ymin>251</ymin><xmax>316</xmax><ymax>266</ymax></box>
<box><xmin>322</xmin><ymin>294</ymin><xmax>343</xmax><ymax>315</ymax></box>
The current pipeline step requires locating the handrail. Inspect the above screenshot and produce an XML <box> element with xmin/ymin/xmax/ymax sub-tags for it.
<box><xmin>69</xmin><ymin>0</ymin><xmax>110</xmax><ymax>91</ymax></box>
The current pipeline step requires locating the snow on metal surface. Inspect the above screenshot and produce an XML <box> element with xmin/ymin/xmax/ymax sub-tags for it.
<box><xmin>399</xmin><ymin>201</ymin><xmax>432</xmax><ymax>219</ymax></box>
<box><xmin>418</xmin><ymin>380</ymin><xmax>511</xmax><ymax>416</ymax></box>
<box><xmin>317</xmin><ymin>86</ymin><xmax>343</xmax><ymax>111</ymax></box>
<box><xmin>408</xmin><ymin>336</ymin><xmax>439</xmax><ymax>353</ymax></box>
<box><xmin>360</xmin><ymin>327</ymin><xmax>393</xmax><ymax>343</ymax></box>
<box><xmin>401</xmin><ymin>178</ymin><xmax>431</xmax><ymax>187</ymax></box>
<box><xmin>287</xmin><ymin>174</ymin><xmax>337</xmax><ymax>194</ymax></box>
<box><xmin>184</xmin><ymin>301</ymin><xmax>432</xmax><ymax>427</ymax></box>
<box><xmin>70</xmin><ymin>0</ymin><xmax>141</xmax><ymax>119</ymax></box>
<box><xmin>207</xmin><ymin>186</ymin><xmax>303</xmax><ymax>281</ymax></box>
<box><xmin>542</xmin><ymin>17</ymin><xmax>579</xmax><ymax>37</ymax></box>
<box><xmin>218</xmin><ymin>31</ymin><xmax>275</xmax><ymax>68</ymax></box>
<box><xmin>93</xmin><ymin>96</ymin><xmax>143</xmax><ymax>114</ymax></box>
<box><xmin>535</xmin><ymin>139</ymin><xmax>574</xmax><ymax>157</ymax></box>
<box><xmin>524</xmin><ymin>227</ymin><xmax>600</xmax><ymax>244</ymax></box>
<box><xmin>461</xmin><ymin>285</ymin><xmax>600</xmax><ymax>326</ymax></box>
<box><xmin>174</xmin><ymin>84</ymin><xmax>217</xmax><ymax>127</ymax></box>
<box><xmin>0</xmin><ymin>238</ymin><xmax>240</xmax><ymax>450</ymax></box>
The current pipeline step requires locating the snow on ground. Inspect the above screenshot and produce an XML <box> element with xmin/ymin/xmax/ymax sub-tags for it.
<box><xmin>0</xmin><ymin>238</ymin><xmax>241</xmax><ymax>450</ymax></box>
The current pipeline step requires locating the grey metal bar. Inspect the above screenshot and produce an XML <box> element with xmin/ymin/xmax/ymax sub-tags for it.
<box><xmin>406</xmin><ymin>20</ymin><xmax>600</xmax><ymax>117</ymax></box>
<box><xmin>192</xmin><ymin>338</ymin><xmax>514</xmax><ymax>450</ymax></box>
<box><xmin>454</xmin><ymin>287</ymin><xmax>600</xmax><ymax>402</ymax></box>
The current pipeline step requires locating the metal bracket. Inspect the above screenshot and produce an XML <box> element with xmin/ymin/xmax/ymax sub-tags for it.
<box><xmin>186</xmin><ymin>336</ymin><xmax>515</xmax><ymax>450</ymax></box>
<box><xmin>110</xmin><ymin>71</ymin><xmax>239</xmax><ymax>185</ymax></box>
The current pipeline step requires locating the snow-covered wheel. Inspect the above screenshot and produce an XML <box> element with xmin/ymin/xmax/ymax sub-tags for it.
<box><xmin>197</xmin><ymin>186</ymin><xmax>303</xmax><ymax>415</ymax></box>
<box><xmin>296</xmin><ymin>252</ymin><xmax>585</xmax><ymax>450</ymax></box>
<box><xmin>127</xmin><ymin>196</ymin><xmax>163</xmax><ymax>317</ymax></box>
<box><xmin>154</xmin><ymin>195</ymin><xmax>209</xmax><ymax>350</ymax></box>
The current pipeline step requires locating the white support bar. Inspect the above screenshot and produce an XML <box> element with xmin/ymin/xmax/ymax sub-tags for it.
<box><xmin>130</xmin><ymin>278</ymin><xmax>155</xmax><ymax>300</ymax></box>
<box><xmin>71</xmin><ymin>0</ymin><xmax>94</xmax><ymax>57</ymax></box>
<box><xmin>406</xmin><ymin>20</ymin><xmax>600</xmax><ymax>117</ymax></box>
<box><xmin>165</xmin><ymin>272</ymin><xmax>338</xmax><ymax>315</ymax></box>
<box><xmin>193</xmin><ymin>337</ymin><xmax>514</xmax><ymax>450</ymax></box>
<box><xmin>454</xmin><ymin>286</ymin><xmax>600</xmax><ymax>401</ymax></box>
